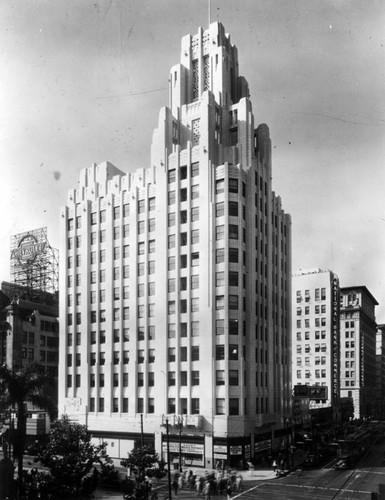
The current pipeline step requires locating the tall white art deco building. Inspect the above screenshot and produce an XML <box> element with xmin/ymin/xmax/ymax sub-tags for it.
<box><xmin>59</xmin><ymin>22</ymin><xmax>292</xmax><ymax>468</ymax></box>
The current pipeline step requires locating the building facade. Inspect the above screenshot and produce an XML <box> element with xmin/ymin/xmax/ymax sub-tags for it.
<box><xmin>340</xmin><ymin>286</ymin><xmax>378</xmax><ymax>420</ymax></box>
<box><xmin>375</xmin><ymin>324</ymin><xmax>385</xmax><ymax>418</ymax></box>
<box><xmin>292</xmin><ymin>269</ymin><xmax>340</xmax><ymax>419</ymax></box>
<box><xmin>59</xmin><ymin>22</ymin><xmax>292</xmax><ymax>467</ymax></box>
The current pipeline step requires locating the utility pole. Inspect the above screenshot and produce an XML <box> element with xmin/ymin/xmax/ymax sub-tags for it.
<box><xmin>178</xmin><ymin>416</ymin><xmax>183</xmax><ymax>472</ymax></box>
<box><xmin>166</xmin><ymin>418</ymin><xmax>172</xmax><ymax>500</ymax></box>
<box><xmin>140</xmin><ymin>413</ymin><xmax>144</xmax><ymax>449</ymax></box>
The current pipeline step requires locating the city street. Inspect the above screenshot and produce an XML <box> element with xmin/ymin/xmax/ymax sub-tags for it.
<box><xmin>93</xmin><ymin>435</ymin><xmax>385</xmax><ymax>500</ymax></box>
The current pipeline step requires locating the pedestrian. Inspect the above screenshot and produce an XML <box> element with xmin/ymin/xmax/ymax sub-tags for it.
<box><xmin>272</xmin><ymin>459</ymin><xmax>277</xmax><ymax>472</ymax></box>
<box><xmin>203</xmin><ymin>481</ymin><xmax>211</xmax><ymax>500</ymax></box>
<box><xmin>172</xmin><ymin>478</ymin><xmax>179</xmax><ymax>496</ymax></box>
<box><xmin>226</xmin><ymin>483</ymin><xmax>232</xmax><ymax>500</ymax></box>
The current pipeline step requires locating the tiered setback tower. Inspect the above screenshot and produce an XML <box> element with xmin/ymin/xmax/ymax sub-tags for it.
<box><xmin>59</xmin><ymin>22</ymin><xmax>292</xmax><ymax>468</ymax></box>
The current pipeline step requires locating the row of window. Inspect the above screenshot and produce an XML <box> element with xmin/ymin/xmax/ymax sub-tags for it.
<box><xmin>296</xmin><ymin>318</ymin><xmax>327</xmax><ymax>328</ymax></box>
<box><xmin>22</xmin><ymin>348</ymin><xmax>58</xmax><ymax>362</ymax></box>
<box><xmin>296</xmin><ymin>357</ymin><xmax>327</xmax><ymax>366</ymax></box>
<box><xmin>68</xmin><ymin>204</ymin><xmax>131</xmax><ymax>231</ymax></box>
<box><xmin>296</xmin><ymin>288</ymin><xmax>327</xmax><ymax>302</ymax></box>
<box><xmin>296</xmin><ymin>305</ymin><xmax>327</xmax><ymax>315</ymax></box>
<box><xmin>168</xmin><ymin>163</ymin><xmax>199</xmax><ymax>184</ymax></box>
<box><xmin>296</xmin><ymin>331</ymin><xmax>327</xmax><ymax>341</ymax></box>
<box><xmin>296</xmin><ymin>370</ymin><xmax>327</xmax><ymax>379</ymax></box>
<box><xmin>296</xmin><ymin>344</ymin><xmax>328</xmax><ymax>353</ymax></box>
<box><xmin>85</xmin><ymin>396</ymin><xmax>255</xmax><ymax>416</ymax></box>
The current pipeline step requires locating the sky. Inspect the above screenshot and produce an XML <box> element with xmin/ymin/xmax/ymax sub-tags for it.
<box><xmin>1</xmin><ymin>0</ymin><xmax>384</xmax><ymax>318</ymax></box>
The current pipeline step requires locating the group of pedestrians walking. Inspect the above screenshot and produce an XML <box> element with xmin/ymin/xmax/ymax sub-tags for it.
<box><xmin>171</xmin><ymin>469</ymin><xmax>243</xmax><ymax>500</ymax></box>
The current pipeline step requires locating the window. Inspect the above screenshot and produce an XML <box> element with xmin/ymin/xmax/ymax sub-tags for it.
<box><xmin>180</xmin><ymin>277</ymin><xmax>187</xmax><ymax>291</ymax></box>
<box><xmin>168</xmin><ymin>256</ymin><xmax>176</xmax><ymax>271</ymax></box>
<box><xmin>216</xmin><ymin>248</ymin><xmax>225</xmax><ymax>263</ymax></box>
<box><xmin>192</xmin><ymin>371</ymin><xmax>199</xmax><ymax>385</ymax></box>
<box><xmin>168</xmin><ymin>169</ymin><xmax>176</xmax><ymax>183</ymax></box>
<box><xmin>229</xmin><ymin>370</ymin><xmax>239</xmax><ymax>385</ymax></box>
<box><xmin>216</xmin><ymin>345</ymin><xmax>225</xmax><ymax>360</ymax></box>
<box><xmin>180</xmin><ymin>165</ymin><xmax>187</xmax><ymax>179</ymax></box>
<box><xmin>168</xmin><ymin>302</ymin><xmax>175</xmax><ymax>315</ymax></box>
<box><xmin>168</xmin><ymin>234</ymin><xmax>176</xmax><ymax>249</ymax></box>
<box><xmin>216</xmin><ymin>319</ymin><xmax>224</xmax><ymax>335</ymax></box>
<box><xmin>191</xmin><ymin>346</ymin><xmax>199</xmax><ymax>361</ymax></box>
<box><xmin>180</xmin><ymin>188</ymin><xmax>188</xmax><ymax>202</ymax></box>
<box><xmin>180</xmin><ymin>346</ymin><xmax>187</xmax><ymax>362</ymax></box>
<box><xmin>180</xmin><ymin>299</ymin><xmax>187</xmax><ymax>313</ymax></box>
<box><xmin>216</xmin><ymin>398</ymin><xmax>225</xmax><ymax>415</ymax></box>
<box><xmin>168</xmin><ymin>323</ymin><xmax>176</xmax><ymax>338</ymax></box>
<box><xmin>229</xmin><ymin>319</ymin><xmax>238</xmax><ymax>335</ymax></box>
<box><xmin>191</xmin><ymin>229</ymin><xmax>199</xmax><ymax>244</ymax></box>
<box><xmin>191</xmin><ymin>252</ymin><xmax>199</xmax><ymax>267</ymax></box>
<box><xmin>216</xmin><ymin>202</ymin><xmax>224</xmax><ymax>217</ymax></box>
<box><xmin>148</xmin><ymin>260</ymin><xmax>155</xmax><ymax>274</ymax></box>
<box><xmin>148</xmin><ymin>282</ymin><xmax>155</xmax><ymax>296</ymax></box>
<box><xmin>191</xmin><ymin>207</ymin><xmax>199</xmax><ymax>222</ymax></box>
<box><xmin>229</xmin><ymin>201</ymin><xmax>238</xmax><ymax>216</ymax></box>
<box><xmin>191</xmin><ymin>162</ymin><xmax>199</xmax><ymax>177</ymax></box>
<box><xmin>229</xmin><ymin>345</ymin><xmax>239</xmax><ymax>360</ymax></box>
<box><xmin>191</xmin><ymin>320</ymin><xmax>199</xmax><ymax>336</ymax></box>
<box><xmin>216</xmin><ymin>296</ymin><xmax>224</xmax><ymax>310</ymax></box>
<box><xmin>191</xmin><ymin>184</ymin><xmax>199</xmax><ymax>199</ymax></box>
<box><xmin>168</xmin><ymin>347</ymin><xmax>176</xmax><ymax>362</ymax></box>
<box><xmin>180</xmin><ymin>323</ymin><xmax>187</xmax><ymax>337</ymax></box>
<box><xmin>229</xmin><ymin>225</ymin><xmax>238</xmax><ymax>239</ymax></box>
<box><xmin>180</xmin><ymin>210</ymin><xmax>187</xmax><ymax>224</ymax></box>
<box><xmin>148</xmin><ymin>218</ymin><xmax>155</xmax><ymax>232</ymax></box>
<box><xmin>216</xmin><ymin>225</ymin><xmax>224</xmax><ymax>240</ymax></box>
<box><xmin>191</xmin><ymin>275</ymin><xmax>199</xmax><ymax>289</ymax></box>
<box><xmin>216</xmin><ymin>178</ymin><xmax>224</xmax><ymax>194</ymax></box>
<box><xmin>168</xmin><ymin>213</ymin><xmax>176</xmax><ymax>227</ymax></box>
<box><xmin>168</xmin><ymin>398</ymin><xmax>176</xmax><ymax>414</ymax></box>
<box><xmin>216</xmin><ymin>271</ymin><xmax>224</xmax><ymax>287</ymax></box>
<box><xmin>229</xmin><ymin>271</ymin><xmax>239</xmax><ymax>286</ymax></box>
<box><xmin>138</xmin><ymin>242</ymin><xmax>145</xmax><ymax>256</ymax></box>
<box><xmin>138</xmin><ymin>263</ymin><xmax>145</xmax><ymax>276</ymax></box>
<box><xmin>229</xmin><ymin>178</ymin><xmax>238</xmax><ymax>193</ymax></box>
<box><xmin>229</xmin><ymin>248</ymin><xmax>238</xmax><ymax>263</ymax></box>
<box><xmin>229</xmin><ymin>295</ymin><xmax>238</xmax><ymax>310</ymax></box>
<box><xmin>180</xmin><ymin>232</ymin><xmax>188</xmax><ymax>246</ymax></box>
<box><xmin>180</xmin><ymin>371</ymin><xmax>187</xmax><ymax>386</ymax></box>
<box><xmin>168</xmin><ymin>371</ymin><xmax>176</xmax><ymax>386</ymax></box>
<box><xmin>168</xmin><ymin>278</ymin><xmax>175</xmax><ymax>293</ymax></box>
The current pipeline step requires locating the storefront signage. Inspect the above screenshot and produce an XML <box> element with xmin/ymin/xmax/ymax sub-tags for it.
<box><xmin>229</xmin><ymin>446</ymin><xmax>242</xmax><ymax>455</ymax></box>
<box><xmin>213</xmin><ymin>445</ymin><xmax>227</xmax><ymax>454</ymax></box>
<box><xmin>254</xmin><ymin>439</ymin><xmax>271</xmax><ymax>452</ymax></box>
<box><xmin>162</xmin><ymin>442</ymin><xmax>204</xmax><ymax>455</ymax></box>
<box><xmin>332</xmin><ymin>276</ymin><xmax>340</xmax><ymax>402</ymax></box>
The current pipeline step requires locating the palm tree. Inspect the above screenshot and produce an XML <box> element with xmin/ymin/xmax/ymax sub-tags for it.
<box><xmin>0</xmin><ymin>362</ymin><xmax>57</xmax><ymax>495</ymax></box>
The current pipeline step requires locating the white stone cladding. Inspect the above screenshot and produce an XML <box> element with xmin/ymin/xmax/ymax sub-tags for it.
<box><xmin>59</xmin><ymin>22</ymin><xmax>291</xmax><ymax>467</ymax></box>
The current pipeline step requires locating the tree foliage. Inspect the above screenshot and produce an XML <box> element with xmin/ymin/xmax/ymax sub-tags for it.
<box><xmin>0</xmin><ymin>362</ymin><xmax>57</xmax><ymax>490</ymax></box>
<box><xmin>34</xmin><ymin>415</ymin><xmax>115</xmax><ymax>498</ymax></box>
<box><xmin>121</xmin><ymin>445</ymin><xmax>167</xmax><ymax>481</ymax></box>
